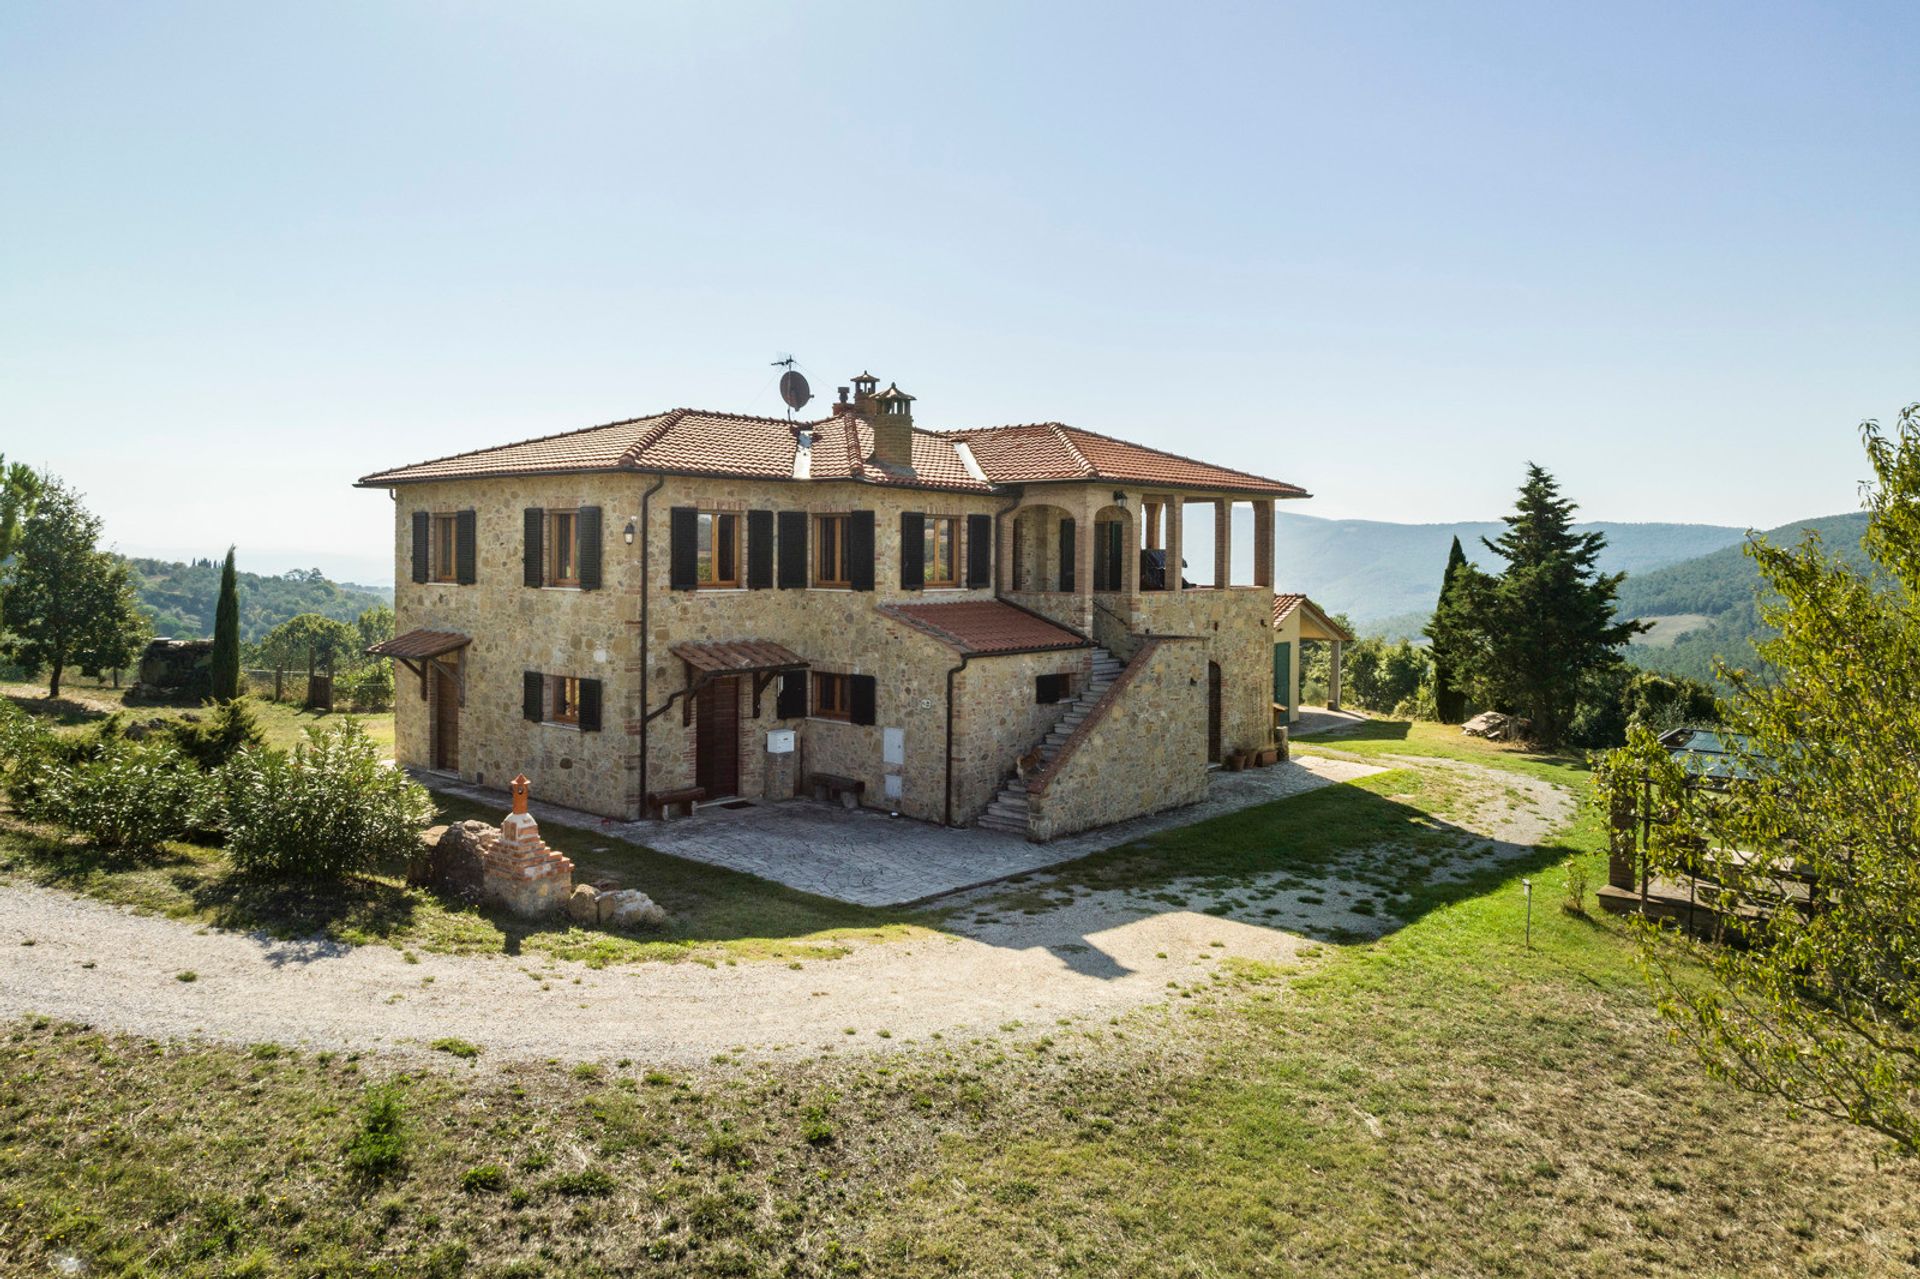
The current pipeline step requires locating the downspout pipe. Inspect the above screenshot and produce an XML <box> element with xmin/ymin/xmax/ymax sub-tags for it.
<box><xmin>943</xmin><ymin>653</ymin><xmax>975</xmax><ymax>827</ymax></box>
<box><xmin>635</xmin><ymin>473</ymin><xmax>667</xmax><ymax>817</ymax></box>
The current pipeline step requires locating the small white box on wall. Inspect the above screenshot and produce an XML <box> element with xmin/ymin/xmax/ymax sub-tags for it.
<box><xmin>882</xmin><ymin>727</ymin><xmax>905</xmax><ymax>765</ymax></box>
<box><xmin>766</xmin><ymin>729</ymin><xmax>795</xmax><ymax>754</ymax></box>
<box><xmin>883</xmin><ymin>774</ymin><xmax>903</xmax><ymax>802</ymax></box>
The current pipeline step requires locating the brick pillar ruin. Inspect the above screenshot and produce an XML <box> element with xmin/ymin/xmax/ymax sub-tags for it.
<box><xmin>481</xmin><ymin>775</ymin><xmax>574</xmax><ymax>917</ymax></box>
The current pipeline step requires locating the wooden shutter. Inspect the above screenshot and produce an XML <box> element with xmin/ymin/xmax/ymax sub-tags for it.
<box><xmin>523</xmin><ymin>509</ymin><xmax>544</xmax><ymax>587</ymax></box>
<box><xmin>966</xmin><ymin>513</ymin><xmax>992</xmax><ymax>588</ymax></box>
<box><xmin>776</xmin><ymin>671</ymin><xmax>806</xmax><ymax>719</ymax></box>
<box><xmin>849</xmin><ymin>674</ymin><xmax>877</xmax><ymax>726</ymax></box>
<box><xmin>578</xmin><ymin>678</ymin><xmax>603</xmax><ymax>733</ymax></box>
<box><xmin>746</xmin><ymin>510</ymin><xmax>774</xmax><ymax>589</ymax></box>
<box><xmin>900</xmin><ymin>512</ymin><xmax>925</xmax><ymax>590</ymax></box>
<box><xmin>411</xmin><ymin>512</ymin><xmax>430</xmax><ymax>584</ymax></box>
<box><xmin>668</xmin><ymin>506</ymin><xmax>698</xmax><ymax>590</ymax></box>
<box><xmin>777</xmin><ymin>510</ymin><xmax>808</xmax><ymax>588</ymax></box>
<box><xmin>455</xmin><ymin>510</ymin><xmax>477</xmax><ymax>585</ymax></box>
<box><xmin>523</xmin><ymin>671</ymin><xmax>543</xmax><ymax>722</ymax></box>
<box><xmin>577</xmin><ymin>506</ymin><xmax>603</xmax><ymax>590</ymax></box>
<box><xmin>1059</xmin><ymin>518</ymin><xmax>1076</xmax><ymax>592</ymax></box>
<box><xmin>848</xmin><ymin>510</ymin><xmax>876</xmax><ymax>592</ymax></box>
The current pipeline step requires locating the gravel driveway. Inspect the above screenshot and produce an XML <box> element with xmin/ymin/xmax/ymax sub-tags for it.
<box><xmin>0</xmin><ymin>757</ymin><xmax>1570</xmax><ymax>1067</ymax></box>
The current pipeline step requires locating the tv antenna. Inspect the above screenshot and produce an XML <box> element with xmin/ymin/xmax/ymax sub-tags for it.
<box><xmin>772</xmin><ymin>354</ymin><xmax>811</xmax><ymax>419</ymax></box>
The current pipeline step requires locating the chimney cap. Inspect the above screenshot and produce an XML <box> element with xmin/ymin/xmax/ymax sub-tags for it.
<box><xmin>876</xmin><ymin>383</ymin><xmax>915</xmax><ymax>402</ymax></box>
<box><xmin>851</xmin><ymin>370</ymin><xmax>879</xmax><ymax>383</ymax></box>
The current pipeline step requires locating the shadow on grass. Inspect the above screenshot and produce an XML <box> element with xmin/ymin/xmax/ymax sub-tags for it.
<box><xmin>3</xmin><ymin>691</ymin><xmax>121</xmax><ymax>728</ymax></box>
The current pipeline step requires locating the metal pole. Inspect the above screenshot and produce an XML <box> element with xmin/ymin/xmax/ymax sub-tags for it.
<box><xmin>1523</xmin><ymin>878</ymin><xmax>1533</xmax><ymax>948</ymax></box>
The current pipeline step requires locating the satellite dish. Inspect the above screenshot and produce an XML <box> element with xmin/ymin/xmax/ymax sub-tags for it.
<box><xmin>779</xmin><ymin>370</ymin><xmax>812</xmax><ymax>411</ymax></box>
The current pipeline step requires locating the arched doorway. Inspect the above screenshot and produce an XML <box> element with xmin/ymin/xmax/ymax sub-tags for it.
<box><xmin>1206</xmin><ymin>661</ymin><xmax>1223</xmax><ymax>764</ymax></box>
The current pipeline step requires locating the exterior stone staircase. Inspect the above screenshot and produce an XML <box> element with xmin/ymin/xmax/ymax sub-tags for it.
<box><xmin>976</xmin><ymin>645</ymin><xmax>1127</xmax><ymax>835</ymax></box>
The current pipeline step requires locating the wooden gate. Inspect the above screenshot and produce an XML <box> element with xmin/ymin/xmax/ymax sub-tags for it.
<box><xmin>1207</xmin><ymin>661</ymin><xmax>1223</xmax><ymax>764</ymax></box>
<box><xmin>695</xmin><ymin>677</ymin><xmax>741</xmax><ymax>798</ymax></box>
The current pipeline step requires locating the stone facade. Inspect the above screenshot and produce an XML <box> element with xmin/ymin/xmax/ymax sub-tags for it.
<box><xmin>1027</xmin><ymin>637</ymin><xmax>1210</xmax><ymax>841</ymax></box>
<box><xmin>386</xmin><ymin>470</ymin><xmax>1283</xmax><ymax>832</ymax></box>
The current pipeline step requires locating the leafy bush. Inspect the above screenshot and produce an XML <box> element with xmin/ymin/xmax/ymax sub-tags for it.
<box><xmin>18</xmin><ymin>734</ymin><xmax>212</xmax><ymax>850</ymax></box>
<box><xmin>345</xmin><ymin>1083</ymin><xmax>408</xmax><ymax>1181</ymax></box>
<box><xmin>168</xmin><ymin>697</ymin><xmax>266</xmax><ymax>770</ymax></box>
<box><xmin>460</xmin><ymin>1164</ymin><xmax>506</xmax><ymax>1194</ymax></box>
<box><xmin>221</xmin><ymin>720</ymin><xmax>433</xmax><ymax>879</ymax></box>
<box><xmin>336</xmin><ymin>662</ymin><xmax>394</xmax><ymax>712</ymax></box>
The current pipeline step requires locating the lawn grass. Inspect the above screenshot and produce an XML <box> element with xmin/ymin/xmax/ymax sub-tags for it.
<box><xmin>1</xmin><ymin>677</ymin><xmax>397</xmax><ymax>756</ymax></box>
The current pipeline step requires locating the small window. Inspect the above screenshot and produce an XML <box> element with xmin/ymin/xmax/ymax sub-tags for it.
<box><xmin>431</xmin><ymin>514</ymin><xmax>458</xmax><ymax>583</ymax></box>
<box><xmin>1036</xmin><ymin>673</ymin><xmax>1073</xmax><ymax>705</ymax></box>
<box><xmin>548</xmin><ymin>675</ymin><xmax>581</xmax><ymax>725</ymax></box>
<box><xmin>548</xmin><ymin>511</ymin><xmax>580</xmax><ymax>587</ymax></box>
<box><xmin>696</xmin><ymin>511</ymin><xmax>740</xmax><ymax>587</ymax></box>
<box><xmin>815</xmin><ymin>515</ymin><xmax>851</xmax><ymax>587</ymax></box>
<box><xmin>923</xmin><ymin>515</ymin><xmax>959</xmax><ymax>588</ymax></box>
<box><xmin>812</xmin><ymin>672</ymin><xmax>851</xmax><ymax>721</ymax></box>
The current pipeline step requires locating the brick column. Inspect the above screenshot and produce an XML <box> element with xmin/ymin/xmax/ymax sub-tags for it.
<box><xmin>1121</xmin><ymin>502</ymin><xmax>1140</xmax><ymax>598</ymax></box>
<box><xmin>1253</xmin><ymin>499</ymin><xmax>1274</xmax><ymax>588</ymax></box>
<box><xmin>1165</xmin><ymin>496</ymin><xmax>1184</xmax><ymax>593</ymax></box>
<box><xmin>1143</xmin><ymin>500</ymin><xmax>1163</xmax><ymax>550</ymax></box>
<box><xmin>1213</xmin><ymin>498</ymin><xmax>1231</xmax><ymax>588</ymax></box>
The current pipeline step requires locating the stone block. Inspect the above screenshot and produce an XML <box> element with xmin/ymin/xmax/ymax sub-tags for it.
<box><xmin>567</xmin><ymin>883</ymin><xmax>601</xmax><ymax>923</ymax></box>
<box><xmin>598</xmin><ymin>889</ymin><xmax>667</xmax><ymax>930</ymax></box>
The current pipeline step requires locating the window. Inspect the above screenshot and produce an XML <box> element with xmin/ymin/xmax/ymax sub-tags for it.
<box><xmin>430</xmin><ymin>514</ymin><xmax>458</xmax><ymax>583</ymax></box>
<box><xmin>812</xmin><ymin>672</ymin><xmax>851</xmax><ymax>721</ymax></box>
<box><xmin>1036</xmin><ymin>673</ymin><xmax>1073</xmax><ymax>705</ymax></box>
<box><xmin>548</xmin><ymin>675</ymin><xmax>581</xmax><ymax>725</ymax></box>
<box><xmin>815</xmin><ymin>514</ymin><xmax>851</xmax><ymax>587</ymax></box>
<box><xmin>696</xmin><ymin>511</ymin><xmax>740</xmax><ymax>587</ymax></box>
<box><xmin>548</xmin><ymin>511</ymin><xmax>579</xmax><ymax>587</ymax></box>
<box><xmin>923</xmin><ymin>515</ymin><xmax>959</xmax><ymax>588</ymax></box>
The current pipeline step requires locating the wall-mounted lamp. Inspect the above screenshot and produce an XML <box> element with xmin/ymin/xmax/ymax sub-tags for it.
<box><xmin>1111</xmin><ymin>490</ymin><xmax>1127</xmax><ymax>506</ymax></box>
<box><xmin>623</xmin><ymin>520</ymin><xmax>637</xmax><ymax>546</ymax></box>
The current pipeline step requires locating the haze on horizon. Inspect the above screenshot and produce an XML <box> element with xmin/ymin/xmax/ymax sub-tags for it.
<box><xmin>3</xmin><ymin>2</ymin><xmax>1915</xmax><ymax>585</ymax></box>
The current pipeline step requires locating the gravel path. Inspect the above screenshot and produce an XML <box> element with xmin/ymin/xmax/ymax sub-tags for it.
<box><xmin>0</xmin><ymin>756</ymin><xmax>1570</xmax><ymax>1067</ymax></box>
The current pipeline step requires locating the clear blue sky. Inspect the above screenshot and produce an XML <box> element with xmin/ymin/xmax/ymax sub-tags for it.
<box><xmin>3</xmin><ymin>1</ymin><xmax>1915</xmax><ymax>583</ymax></box>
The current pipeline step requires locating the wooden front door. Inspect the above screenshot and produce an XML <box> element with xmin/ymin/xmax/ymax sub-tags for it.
<box><xmin>1206</xmin><ymin>661</ymin><xmax>1223</xmax><ymax>764</ymax></box>
<box><xmin>432</xmin><ymin>662</ymin><xmax>460</xmax><ymax>772</ymax></box>
<box><xmin>695</xmin><ymin>676</ymin><xmax>741</xmax><ymax>798</ymax></box>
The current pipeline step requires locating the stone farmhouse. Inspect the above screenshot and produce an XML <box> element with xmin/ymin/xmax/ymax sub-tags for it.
<box><xmin>359</xmin><ymin>373</ymin><xmax>1309</xmax><ymax>841</ymax></box>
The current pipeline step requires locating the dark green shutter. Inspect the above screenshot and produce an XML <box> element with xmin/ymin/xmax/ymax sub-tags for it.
<box><xmin>578</xmin><ymin>678</ymin><xmax>603</xmax><ymax>733</ymax></box>
<box><xmin>966</xmin><ymin>513</ymin><xmax>992</xmax><ymax>587</ymax></box>
<box><xmin>849</xmin><ymin>674</ymin><xmax>877</xmax><ymax>726</ymax></box>
<box><xmin>523</xmin><ymin>509</ymin><xmax>544</xmax><ymax>587</ymax></box>
<box><xmin>411</xmin><ymin>512</ymin><xmax>430</xmax><ymax>583</ymax></box>
<box><xmin>776</xmin><ymin>671</ymin><xmax>806</xmax><ymax>719</ymax></box>
<box><xmin>900</xmin><ymin>512</ymin><xmax>925</xmax><ymax>590</ymax></box>
<box><xmin>848</xmin><ymin>511</ymin><xmax>876</xmax><ymax>592</ymax></box>
<box><xmin>523</xmin><ymin>672</ymin><xmax>543</xmax><ymax>722</ymax></box>
<box><xmin>1059</xmin><ymin>518</ymin><xmax>1076</xmax><ymax>592</ymax></box>
<box><xmin>777</xmin><ymin>511</ymin><xmax>808</xmax><ymax>588</ymax></box>
<box><xmin>747</xmin><ymin>510</ymin><xmax>774</xmax><ymax>589</ymax></box>
<box><xmin>455</xmin><ymin>510</ymin><xmax>477</xmax><ymax>585</ymax></box>
<box><xmin>577</xmin><ymin>506</ymin><xmax>603</xmax><ymax>590</ymax></box>
<box><xmin>668</xmin><ymin>507</ymin><xmax>698</xmax><ymax>590</ymax></box>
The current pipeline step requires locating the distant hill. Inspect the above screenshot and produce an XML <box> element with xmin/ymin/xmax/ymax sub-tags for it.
<box><xmin>1263</xmin><ymin>512</ymin><xmax>1748</xmax><ymax>632</ymax></box>
<box><xmin>1620</xmin><ymin>511</ymin><xmax>1871</xmax><ymax>683</ymax></box>
<box><xmin>128</xmin><ymin>557</ymin><xmax>392</xmax><ymax>644</ymax></box>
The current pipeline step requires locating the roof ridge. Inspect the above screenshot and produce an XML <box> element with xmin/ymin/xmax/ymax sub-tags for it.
<box><xmin>359</xmin><ymin>412</ymin><xmax>673</xmax><ymax>484</ymax></box>
<box><xmin>1049</xmin><ymin>424</ymin><xmax>1096</xmax><ymax>478</ymax></box>
<box><xmin>617</xmin><ymin>408</ymin><xmax>688</xmax><ymax>469</ymax></box>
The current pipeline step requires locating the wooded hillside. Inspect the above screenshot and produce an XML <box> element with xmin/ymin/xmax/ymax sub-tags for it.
<box><xmin>129</xmin><ymin>558</ymin><xmax>390</xmax><ymax>643</ymax></box>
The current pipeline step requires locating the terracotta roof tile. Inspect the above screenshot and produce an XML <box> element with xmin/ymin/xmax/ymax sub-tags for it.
<box><xmin>367</xmin><ymin>629</ymin><xmax>470</xmax><ymax>660</ymax></box>
<box><xmin>670</xmin><ymin>639</ymin><xmax>807</xmax><ymax>673</ymax></box>
<box><xmin>1272</xmin><ymin>593</ymin><xmax>1354</xmax><ymax>640</ymax></box>
<box><xmin>946</xmin><ymin>423</ymin><xmax>1308</xmax><ymax>497</ymax></box>
<box><xmin>358</xmin><ymin>404</ymin><xmax>1308</xmax><ymax>498</ymax></box>
<box><xmin>1271</xmin><ymin>593</ymin><xmax>1308</xmax><ymax>625</ymax></box>
<box><xmin>883</xmin><ymin>600</ymin><xmax>1088</xmax><ymax>655</ymax></box>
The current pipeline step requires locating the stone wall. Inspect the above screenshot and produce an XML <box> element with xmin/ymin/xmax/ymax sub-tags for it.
<box><xmin>1126</xmin><ymin>587</ymin><xmax>1275</xmax><ymax>759</ymax></box>
<box><xmin>1026</xmin><ymin>637</ymin><xmax>1209</xmax><ymax>841</ymax></box>
<box><xmin>948</xmin><ymin>647</ymin><xmax>1092</xmax><ymax>823</ymax></box>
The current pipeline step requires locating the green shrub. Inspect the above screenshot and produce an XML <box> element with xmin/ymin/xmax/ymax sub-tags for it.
<box><xmin>20</xmin><ymin>735</ymin><xmax>212</xmax><ymax>850</ymax></box>
<box><xmin>169</xmin><ymin>697</ymin><xmax>265</xmax><ymax>770</ymax></box>
<box><xmin>431</xmin><ymin>1037</ymin><xmax>479</xmax><ymax>1059</ymax></box>
<box><xmin>345</xmin><ymin>1083</ymin><xmax>408</xmax><ymax>1182</ymax></box>
<box><xmin>336</xmin><ymin>663</ymin><xmax>394</xmax><ymax>712</ymax></box>
<box><xmin>460</xmin><ymin>1164</ymin><xmax>507</xmax><ymax>1194</ymax></box>
<box><xmin>221</xmin><ymin>720</ymin><xmax>433</xmax><ymax>879</ymax></box>
<box><xmin>543</xmin><ymin>1168</ymin><xmax>616</xmax><ymax>1198</ymax></box>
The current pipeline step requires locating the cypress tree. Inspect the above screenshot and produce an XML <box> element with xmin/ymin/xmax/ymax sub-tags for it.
<box><xmin>1428</xmin><ymin>535</ymin><xmax>1472</xmax><ymax>723</ymax></box>
<box><xmin>210</xmin><ymin>545</ymin><xmax>241</xmax><ymax>701</ymax></box>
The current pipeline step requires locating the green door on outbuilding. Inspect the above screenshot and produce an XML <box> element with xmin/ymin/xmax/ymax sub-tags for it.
<box><xmin>1272</xmin><ymin>641</ymin><xmax>1292</xmax><ymax>710</ymax></box>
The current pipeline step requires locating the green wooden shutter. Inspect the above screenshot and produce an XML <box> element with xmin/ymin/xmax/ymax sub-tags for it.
<box><xmin>523</xmin><ymin>510</ymin><xmax>544</xmax><ymax>587</ymax></box>
<box><xmin>455</xmin><ymin>510</ymin><xmax>477</xmax><ymax>585</ymax></box>
<box><xmin>577</xmin><ymin>506</ymin><xmax>603</xmax><ymax>590</ymax></box>
<box><xmin>668</xmin><ymin>507</ymin><xmax>698</xmax><ymax>590</ymax></box>
<box><xmin>900</xmin><ymin>512</ymin><xmax>925</xmax><ymax>590</ymax></box>
<box><xmin>523</xmin><ymin>671</ymin><xmax>544</xmax><ymax>722</ymax></box>
<box><xmin>849</xmin><ymin>674</ymin><xmax>877</xmax><ymax>726</ymax></box>
<box><xmin>578</xmin><ymin>678</ymin><xmax>603</xmax><ymax>733</ymax></box>
<box><xmin>411</xmin><ymin>512</ymin><xmax>430</xmax><ymax>583</ymax></box>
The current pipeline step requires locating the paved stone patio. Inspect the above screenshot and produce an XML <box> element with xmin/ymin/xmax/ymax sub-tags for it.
<box><xmin>425</xmin><ymin>753</ymin><xmax>1383</xmax><ymax>908</ymax></box>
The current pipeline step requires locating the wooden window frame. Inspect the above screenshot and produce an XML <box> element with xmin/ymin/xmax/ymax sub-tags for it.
<box><xmin>922</xmin><ymin>514</ymin><xmax>960</xmax><ymax>589</ymax></box>
<box><xmin>814</xmin><ymin>513</ymin><xmax>852</xmax><ymax>588</ymax></box>
<box><xmin>430</xmin><ymin>513</ymin><xmax>458</xmax><ymax>584</ymax></box>
<box><xmin>812</xmin><ymin>671</ymin><xmax>851</xmax><ymax>721</ymax></box>
<box><xmin>547</xmin><ymin>674</ymin><xmax>582</xmax><ymax>726</ymax></box>
<box><xmin>695</xmin><ymin>510</ymin><xmax>742</xmax><ymax>589</ymax></box>
<box><xmin>546</xmin><ymin>510</ymin><xmax>581</xmax><ymax>588</ymax></box>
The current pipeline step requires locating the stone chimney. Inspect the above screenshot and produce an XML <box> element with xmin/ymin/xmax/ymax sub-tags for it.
<box><xmin>868</xmin><ymin>382</ymin><xmax>916</xmax><ymax>474</ymax></box>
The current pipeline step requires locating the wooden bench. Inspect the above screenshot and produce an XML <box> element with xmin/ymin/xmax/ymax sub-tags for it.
<box><xmin>808</xmin><ymin>772</ymin><xmax>865</xmax><ymax>810</ymax></box>
<box><xmin>647</xmin><ymin>786</ymin><xmax>706</xmax><ymax>820</ymax></box>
